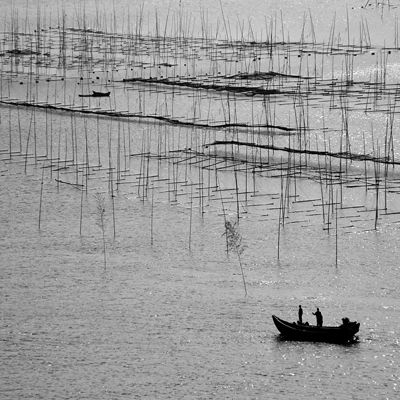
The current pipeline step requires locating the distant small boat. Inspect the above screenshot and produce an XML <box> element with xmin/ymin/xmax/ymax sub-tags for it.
<box><xmin>272</xmin><ymin>315</ymin><xmax>360</xmax><ymax>343</ymax></box>
<box><xmin>92</xmin><ymin>90</ymin><xmax>110</xmax><ymax>97</ymax></box>
<box><xmin>79</xmin><ymin>91</ymin><xmax>110</xmax><ymax>98</ymax></box>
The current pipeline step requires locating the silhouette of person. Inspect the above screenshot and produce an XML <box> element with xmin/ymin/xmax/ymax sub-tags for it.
<box><xmin>298</xmin><ymin>305</ymin><xmax>303</xmax><ymax>324</ymax></box>
<box><xmin>313</xmin><ymin>308</ymin><xmax>323</xmax><ymax>327</ymax></box>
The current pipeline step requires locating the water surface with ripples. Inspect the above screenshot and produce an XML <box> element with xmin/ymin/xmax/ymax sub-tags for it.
<box><xmin>1</xmin><ymin>1</ymin><xmax>400</xmax><ymax>399</ymax></box>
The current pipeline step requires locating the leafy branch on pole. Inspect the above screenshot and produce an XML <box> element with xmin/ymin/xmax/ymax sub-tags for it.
<box><xmin>94</xmin><ymin>192</ymin><xmax>107</xmax><ymax>269</ymax></box>
<box><xmin>223</xmin><ymin>220</ymin><xmax>247</xmax><ymax>296</ymax></box>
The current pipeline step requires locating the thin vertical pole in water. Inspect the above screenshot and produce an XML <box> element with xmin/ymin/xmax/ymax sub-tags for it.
<box><xmin>33</xmin><ymin>107</ymin><xmax>37</xmax><ymax>164</ymax></box>
<box><xmin>80</xmin><ymin>153</ymin><xmax>85</xmax><ymax>235</ymax></box>
<box><xmin>363</xmin><ymin>132</ymin><xmax>368</xmax><ymax>190</ymax></box>
<box><xmin>277</xmin><ymin>166</ymin><xmax>284</xmax><ymax>261</ymax></box>
<box><xmin>189</xmin><ymin>182</ymin><xmax>193</xmax><ymax>251</ymax></box>
<box><xmin>111</xmin><ymin>176</ymin><xmax>116</xmax><ymax>240</ymax></box>
<box><xmin>45</xmin><ymin>108</ymin><xmax>49</xmax><ymax>157</ymax></box>
<box><xmin>335</xmin><ymin>189</ymin><xmax>338</xmax><ymax>267</ymax></box>
<box><xmin>374</xmin><ymin>146</ymin><xmax>380</xmax><ymax>230</ymax></box>
<box><xmin>234</xmin><ymin>165</ymin><xmax>240</xmax><ymax>221</ymax></box>
<box><xmin>49</xmin><ymin>111</ymin><xmax>53</xmax><ymax>180</ymax></box>
<box><xmin>24</xmin><ymin>110</ymin><xmax>34</xmax><ymax>174</ymax></box>
<box><xmin>108</xmin><ymin>127</ymin><xmax>113</xmax><ymax>192</ymax></box>
<box><xmin>97</xmin><ymin>115</ymin><xmax>101</xmax><ymax>165</ymax></box>
<box><xmin>17</xmin><ymin>107</ymin><xmax>22</xmax><ymax>153</ymax></box>
<box><xmin>57</xmin><ymin>128</ymin><xmax>61</xmax><ymax>189</ymax></box>
<box><xmin>38</xmin><ymin>160</ymin><xmax>45</xmax><ymax>231</ymax></box>
<box><xmin>8</xmin><ymin>106</ymin><xmax>12</xmax><ymax>159</ymax></box>
<box><xmin>316</xmin><ymin>136</ymin><xmax>325</xmax><ymax>225</ymax></box>
<box><xmin>277</xmin><ymin>189</ymin><xmax>282</xmax><ymax>261</ymax></box>
<box><xmin>150</xmin><ymin>183</ymin><xmax>154</xmax><ymax>245</ymax></box>
<box><xmin>117</xmin><ymin>120</ymin><xmax>121</xmax><ymax>188</ymax></box>
<box><xmin>280</xmin><ymin>158</ymin><xmax>286</xmax><ymax>227</ymax></box>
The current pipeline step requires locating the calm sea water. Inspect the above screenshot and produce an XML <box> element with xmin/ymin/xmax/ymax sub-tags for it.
<box><xmin>1</xmin><ymin>1</ymin><xmax>400</xmax><ymax>399</ymax></box>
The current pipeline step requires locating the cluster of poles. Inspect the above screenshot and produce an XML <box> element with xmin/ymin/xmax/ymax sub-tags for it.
<box><xmin>2</xmin><ymin>3</ymin><xmax>400</xmax><ymax>265</ymax></box>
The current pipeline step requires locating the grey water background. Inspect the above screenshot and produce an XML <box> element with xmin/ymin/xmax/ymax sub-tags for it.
<box><xmin>1</xmin><ymin>1</ymin><xmax>400</xmax><ymax>399</ymax></box>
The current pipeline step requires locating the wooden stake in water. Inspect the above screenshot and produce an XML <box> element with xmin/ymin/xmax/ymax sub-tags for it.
<box><xmin>374</xmin><ymin>146</ymin><xmax>380</xmax><ymax>230</ymax></box>
<box><xmin>189</xmin><ymin>182</ymin><xmax>193</xmax><ymax>251</ymax></box>
<box><xmin>151</xmin><ymin>183</ymin><xmax>154</xmax><ymax>245</ymax></box>
<box><xmin>277</xmin><ymin>175</ymin><xmax>283</xmax><ymax>260</ymax></box>
<box><xmin>38</xmin><ymin>160</ymin><xmax>45</xmax><ymax>231</ymax></box>
<box><xmin>79</xmin><ymin>153</ymin><xmax>85</xmax><ymax>235</ymax></box>
<box><xmin>335</xmin><ymin>189</ymin><xmax>339</xmax><ymax>268</ymax></box>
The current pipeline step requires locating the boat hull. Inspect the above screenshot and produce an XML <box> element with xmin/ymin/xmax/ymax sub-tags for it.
<box><xmin>78</xmin><ymin>91</ymin><xmax>111</xmax><ymax>98</ymax></box>
<box><xmin>92</xmin><ymin>91</ymin><xmax>110</xmax><ymax>97</ymax></box>
<box><xmin>272</xmin><ymin>315</ymin><xmax>359</xmax><ymax>343</ymax></box>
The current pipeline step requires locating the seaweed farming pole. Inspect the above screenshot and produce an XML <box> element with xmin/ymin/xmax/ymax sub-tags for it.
<box><xmin>84</xmin><ymin>119</ymin><xmax>90</xmax><ymax>192</ymax></box>
<box><xmin>151</xmin><ymin>183</ymin><xmax>155</xmax><ymax>246</ymax></box>
<box><xmin>219</xmin><ymin>0</ymin><xmax>232</xmax><ymax>43</ymax></box>
<box><xmin>388</xmin><ymin>91</ymin><xmax>397</xmax><ymax>170</ymax></box>
<box><xmin>326</xmin><ymin>144</ymin><xmax>334</xmax><ymax>234</ymax></box>
<box><xmin>73</xmin><ymin>114</ymin><xmax>79</xmax><ymax>184</ymax></box>
<box><xmin>189</xmin><ymin>182</ymin><xmax>193</xmax><ymax>251</ymax></box>
<box><xmin>316</xmin><ymin>136</ymin><xmax>326</xmax><ymax>225</ymax></box>
<box><xmin>277</xmin><ymin>178</ymin><xmax>283</xmax><ymax>261</ymax></box>
<box><xmin>33</xmin><ymin>106</ymin><xmax>37</xmax><ymax>165</ymax></box>
<box><xmin>374</xmin><ymin>145</ymin><xmax>380</xmax><ymax>230</ymax></box>
<box><xmin>383</xmin><ymin>108</ymin><xmax>390</xmax><ymax>212</ymax></box>
<box><xmin>38</xmin><ymin>160</ymin><xmax>45</xmax><ymax>231</ymax></box>
<box><xmin>24</xmin><ymin>110</ymin><xmax>34</xmax><ymax>174</ymax></box>
<box><xmin>108</xmin><ymin>126</ymin><xmax>113</xmax><ymax>193</ymax></box>
<box><xmin>285</xmin><ymin>155</ymin><xmax>292</xmax><ymax>212</ymax></box>
<box><xmin>80</xmin><ymin>153</ymin><xmax>85</xmax><ymax>235</ymax></box>
<box><xmin>8</xmin><ymin>106</ymin><xmax>12</xmax><ymax>160</ymax></box>
<box><xmin>234</xmin><ymin>165</ymin><xmax>240</xmax><ymax>221</ymax></box>
<box><xmin>111</xmin><ymin>166</ymin><xmax>116</xmax><ymax>240</ymax></box>
<box><xmin>362</xmin><ymin>132</ymin><xmax>368</xmax><ymax>190</ymax></box>
<box><xmin>96</xmin><ymin>116</ymin><xmax>102</xmax><ymax>166</ymax></box>
<box><xmin>117</xmin><ymin>121</ymin><xmax>121</xmax><ymax>189</ymax></box>
<box><xmin>335</xmin><ymin>190</ymin><xmax>339</xmax><ymax>268</ymax></box>
<box><xmin>56</xmin><ymin>127</ymin><xmax>61</xmax><ymax>189</ymax></box>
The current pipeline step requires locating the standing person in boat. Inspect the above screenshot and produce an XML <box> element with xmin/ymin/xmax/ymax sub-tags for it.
<box><xmin>298</xmin><ymin>305</ymin><xmax>303</xmax><ymax>324</ymax></box>
<box><xmin>312</xmin><ymin>308</ymin><xmax>323</xmax><ymax>327</ymax></box>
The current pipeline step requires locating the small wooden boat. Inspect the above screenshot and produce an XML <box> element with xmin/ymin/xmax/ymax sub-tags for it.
<box><xmin>92</xmin><ymin>90</ymin><xmax>110</xmax><ymax>97</ymax></box>
<box><xmin>272</xmin><ymin>315</ymin><xmax>360</xmax><ymax>343</ymax></box>
<box><xmin>78</xmin><ymin>91</ymin><xmax>111</xmax><ymax>98</ymax></box>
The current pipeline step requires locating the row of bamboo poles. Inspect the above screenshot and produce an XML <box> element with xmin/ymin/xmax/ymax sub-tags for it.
<box><xmin>1</xmin><ymin>101</ymin><xmax>399</xmax><ymax>231</ymax></box>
